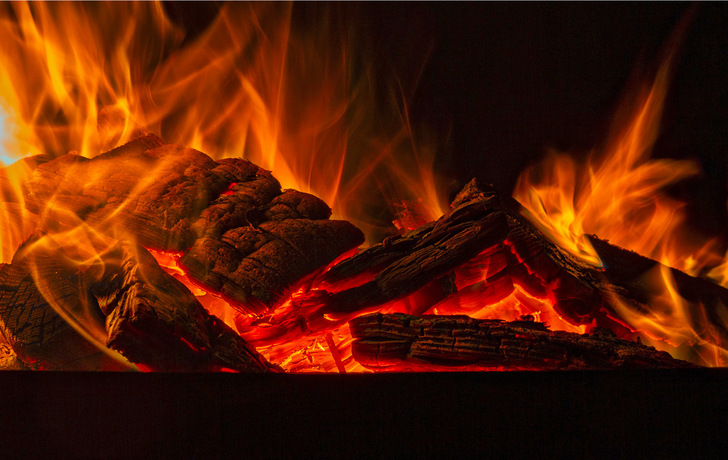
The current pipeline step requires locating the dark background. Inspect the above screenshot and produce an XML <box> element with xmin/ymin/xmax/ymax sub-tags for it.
<box><xmin>2</xmin><ymin>370</ymin><xmax>727</xmax><ymax>458</ymax></box>
<box><xmin>166</xmin><ymin>2</ymin><xmax>728</xmax><ymax>238</ymax></box>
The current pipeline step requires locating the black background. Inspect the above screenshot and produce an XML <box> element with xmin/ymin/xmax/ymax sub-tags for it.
<box><xmin>166</xmin><ymin>1</ymin><xmax>728</xmax><ymax>238</ymax></box>
<box><xmin>2</xmin><ymin>370</ymin><xmax>727</xmax><ymax>459</ymax></box>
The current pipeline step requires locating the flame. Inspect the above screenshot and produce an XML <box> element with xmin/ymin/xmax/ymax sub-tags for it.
<box><xmin>0</xmin><ymin>1</ymin><xmax>449</xmax><ymax>247</ymax></box>
<box><xmin>515</xmin><ymin>59</ymin><xmax>701</xmax><ymax>269</ymax></box>
<box><xmin>605</xmin><ymin>265</ymin><xmax>728</xmax><ymax>366</ymax></box>
<box><xmin>0</xmin><ymin>2</ymin><xmax>452</xmax><ymax>371</ymax></box>
<box><xmin>513</xmin><ymin>41</ymin><xmax>728</xmax><ymax>365</ymax></box>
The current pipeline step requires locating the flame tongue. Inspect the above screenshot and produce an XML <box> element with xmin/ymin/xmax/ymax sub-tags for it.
<box><xmin>514</xmin><ymin>60</ymin><xmax>700</xmax><ymax>271</ymax></box>
<box><xmin>513</xmin><ymin>50</ymin><xmax>728</xmax><ymax>365</ymax></box>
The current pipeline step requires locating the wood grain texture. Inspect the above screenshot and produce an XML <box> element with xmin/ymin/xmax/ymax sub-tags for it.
<box><xmin>349</xmin><ymin>312</ymin><xmax>695</xmax><ymax>370</ymax></box>
<box><xmin>17</xmin><ymin>136</ymin><xmax>364</xmax><ymax>312</ymax></box>
<box><xmin>0</xmin><ymin>239</ymin><xmax>276</xmax><ymax>371</ymax></box>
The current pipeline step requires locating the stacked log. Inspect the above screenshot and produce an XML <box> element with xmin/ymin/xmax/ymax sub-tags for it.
<box><xmin>0</xmin><ymin>132</ymin><xmax>719</xmax><ymax>370</ymax></box>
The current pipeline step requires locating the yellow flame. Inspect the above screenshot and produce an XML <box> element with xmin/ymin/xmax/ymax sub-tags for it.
<box><xmin>0</xmin><ymin>2</ymin><xmax>448</xmax><ymax>248</ymax></box>
<box><xmin>513</xmin><ymin>41</ymin><xmax>728</xmax><ymax>366</ymax></box>
<box><xmin>515</xmin><ymin>59</ymin><xmax>700</xmax><ymax>269</ymax></box>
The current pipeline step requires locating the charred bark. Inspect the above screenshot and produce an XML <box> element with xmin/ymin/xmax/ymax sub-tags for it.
<box><xmin>349</xmin><ymin>313</ymin><xmax>695</xmax><ymax>370</ymax></box>
<box><xmin>316</xmin><ymin>179</ymin><xmax>728</xmax><ymax>357</ymax></box>
<box><xmin>16</xmin><ymin>136</ymin><xmax>363</xmax><ymax>312</ymax></box>
<box><xmin>0</xmin><ymin>258</ymin><xmax>114</xmax><ymax>370</ymax></box>
<box><xmin>321</xmin><ymin>184</ymin><xmax>509</xmax><ymax>313</ymax></box>
<box><xmin>0</xmin><ymin>238</ymin><xmax>276</xmax><ymax>372</ymax></box>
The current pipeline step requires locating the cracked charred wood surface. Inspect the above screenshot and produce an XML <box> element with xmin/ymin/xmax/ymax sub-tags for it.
<box><xmin>15</xmin><ymin>135</ymin><xmax>363</xmax><ymax>312</ymax></box>
<box><xmin>319</xmin><ymin>179</ymin><xmax>728</xmax><ymax>355</ymax></box>
<box><xmin>320</xmin><ymin>182</ymin><xmax>509</xmax><ymax>313</ymax></box>
<box><xmin>0</xmin><ymin>260</ymin><xmax>112</xmax><ymax>370</ymax></box>
<box><xmin>98</xmin><ymin>242</ymin><xmax>277</xmax><ymax>372</ymax></box>
<box><xmin>0</xmin><ymin>239</ymin><xmax>276</xmax><ymax>371</ymax></box>
<box><xmin>349</xmin><ymin>313</ymin><xmax>696</xmax><ymax>370</ymax></box>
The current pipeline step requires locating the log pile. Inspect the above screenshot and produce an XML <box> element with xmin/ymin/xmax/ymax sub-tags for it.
<box><xmin>0</xmin><ymin>131</ymin><xmax>721</xmax><ymax>371</ymax></box>
<box><xmin>18</xmin><ymin>134</ymin><xmax>364</xmax><ymax>312</ymax></box>
<box><xmin>0</xmin><ymin>132</ymin><xmax>362</xmax><ymax>370</ymax></box>
<box><xmin>311</xmin><ymin>179</ymin><xmax>728</xmax><ymax>356</ymax></box>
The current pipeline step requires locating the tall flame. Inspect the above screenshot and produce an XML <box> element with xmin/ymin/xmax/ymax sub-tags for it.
<box><xmin>514</xmin><ymin>46</ymin><xmax>728</xmax><ymax>366</ymax></box>
<box><xmin>515</xmin><ymin>60</ymin><xmax>700</xmax><ymax>269</ymax></box>
<box><xmin>0</xmin><ymin>2</ymin><xmax>453</xmax><ymax>371</ymax></box>
<box><xmin>0</xmin><ymin>1</ymin><xmax>449</xmax><ymax>250</ymax></box>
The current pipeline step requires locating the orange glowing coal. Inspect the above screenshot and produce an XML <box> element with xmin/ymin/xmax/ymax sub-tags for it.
<box><xmin>0</xmin><ymin>2</ymin><xmax>727</xmax><ymax>371</ymax></box>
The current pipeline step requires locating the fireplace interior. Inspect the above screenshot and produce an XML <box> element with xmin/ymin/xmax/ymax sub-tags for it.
<box><xmin>1</xmin><ymin>1</ymin><xmax>727</xmax><ymax>457</ymax></box>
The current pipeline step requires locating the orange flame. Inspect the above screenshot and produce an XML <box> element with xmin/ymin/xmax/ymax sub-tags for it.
<box><xmin>514</xmin><ymin>44</ymin><xmax>728</xmax><ymax>365</ymax></box>
<box><xmin>515</xmin><ymin>60</ymin><xmax>700</xmax><ymax>269</ymax></box>
<box><xmin>0</xmin><ymin>2</ymin><xmax>451</xmax><ymax>371</ymax></box>
<box><xmin>0</xmin><ymin>2</ymin><xmax>449</xmax><ymax>249</ymax></box>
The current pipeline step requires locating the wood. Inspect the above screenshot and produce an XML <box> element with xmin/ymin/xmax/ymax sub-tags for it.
<box><xmin>0</xmin><ymin>237</ymin><xmax>276</xmax><ymax>371</ymax></box>
<box><xmin>349</xmin><ymin>312</ymin><xmax>695</xmax><ymax>370</ymax></box>
<box><xmin>0</xmin><ymin>257</ymin><xmax>114</xmax><ymax>370</ymax></box>
<box><xmin>4</xmin><ymin>128</ymin><xmax>726</xmax><ymax>368</ymax></box>
<box><xmin>16</xmin><ymin>135</ymin><xmax>364</xmax><ymax>312</ymax></box>
<box><xmin>319</xmin><ymin>182</ymin><xmax>509</xmax><ymax>313</ymax></box>
<box><xmin>311</xmin><ymin>179</ymin><xmax>728</xmax><ymax>361</ymax></box>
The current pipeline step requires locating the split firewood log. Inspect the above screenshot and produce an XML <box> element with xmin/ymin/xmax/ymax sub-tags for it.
<box><xmin>0</xmin><ymin>236</ymin><xmax>277</xmax><ymax>371</ymax></box>
<box><xmin>11</xmin><ymin>135</ymin><xmax>363</xmax><ymax>313</ymax></box>
<box><xmin>311</xmin><ymin>179</ymin><xmax>728</xmax><ymax>360</ymax></box>
<box><xmin>320</xmin><ymin>182</ymin><xmax>508</xmax><ymax>313</ymax></box>
<box><xmin>349</xmin><ymin>313</ymin><xmax>695</xmax><ymax>370</ymax></box>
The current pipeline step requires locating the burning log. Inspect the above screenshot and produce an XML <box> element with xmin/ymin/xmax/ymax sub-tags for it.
<box><xmin>321</xmin><ymin>183</ymin><xmax>508</xmax><ymax>314</ymax></box>
<box><xmin>349</xmin><ymin>313</ymin><xmax>695</xmax><ymax>370</ymax></box>
<box><xmin>0</xmin><ymin>252</ymin><xmax>112</xmax><ymax>370</ymax></box>
<box><xmin>313</xmin><ymin>179</ymin><xmax>728</xmax><ymax>362</ymax></box>
<box><xmin>0</xmin><ymin>237</ymin><xmax>276</xmax><ymax>371</ymax></box>
<box><xmin>16</xmin><ymin>135</ymin><xmax>364</xmax><ymax>312</ymax></box>
<box><xmin>3</xmin><ymin>131</ymin><xmax>726</xmax><ymax>370</ymax></box>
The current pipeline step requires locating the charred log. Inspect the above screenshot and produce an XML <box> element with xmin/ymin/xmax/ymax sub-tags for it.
<box><xmin>316</xmin><ymin>179</ymin><xmax>728</xmax><ymax>357</ymax></box>
<box><xmin>0</xmin><ymin>257</ymin><xmax>115</xmax><ymax>370</ymax></box>
<box><xmin>0</xmin><ymin>238</ymin><xmax>276</xmax><ymax>372</ymax></box>
<box><xmin>349</xmin><ymin>313</ymin><xmax>695</xmax><ymax>370</ymax></box>
<box><xmin>321</xmin><ymin>184</ymin><xmax>509</xmax><ymax>313</ymax></box>
<box><xmin>15</xmin><ymin>136</ymin><xmax>364</xmax><ymax>312</ymax></box>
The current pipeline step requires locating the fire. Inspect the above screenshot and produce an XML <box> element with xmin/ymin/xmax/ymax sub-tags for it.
<box><xmin>514</xmin><ymin>60</ymin><xmax>700</xmax><ymax>269</ymax></box>
<box><xmin>0</xmin><ymin>2</ymin><xmax>448</xmax><ymax>247</ymax></box>
<box><xmin>0</xmin><ymin>2</ymin><xmax>725</xmax><ymax>371</ymax></box>
<box><xmin>514</xmin><ymin>48</ymin><xmax>728</xmax><ymax>365</ymax></box>
<box><xmin>0</xmin><ymin>2</ymin><xmax>453</xmax><ymax>371</ymax></box>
